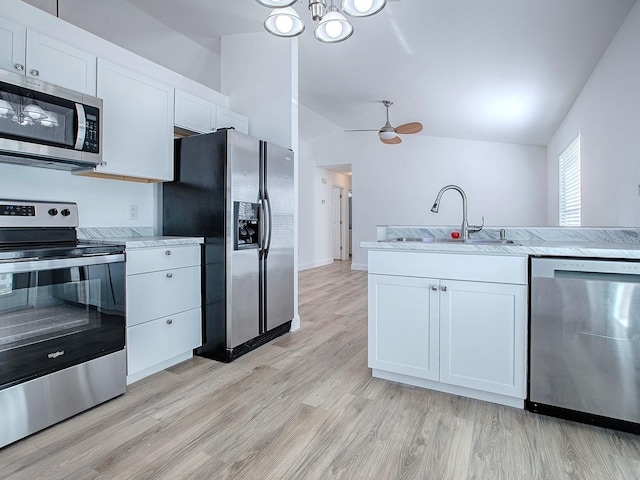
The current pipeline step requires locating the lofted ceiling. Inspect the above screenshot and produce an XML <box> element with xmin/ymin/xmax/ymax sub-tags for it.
<box><xmin>123</xmin><ymin>0</ymin><xmax>636</xmax><ymax>146</ymax></box>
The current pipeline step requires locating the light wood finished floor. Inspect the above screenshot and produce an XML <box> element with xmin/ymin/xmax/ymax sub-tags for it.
<box><xmin>2</xmin><ymin>260</ymin><xmax>640</xmax><ymax>479</ymax></box>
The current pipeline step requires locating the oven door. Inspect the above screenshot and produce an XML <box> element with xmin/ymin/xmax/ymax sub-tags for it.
<box><xmin>0</xmin><ymin>253</ymin><xmax>125</xmax><ymax>389</ymax></box>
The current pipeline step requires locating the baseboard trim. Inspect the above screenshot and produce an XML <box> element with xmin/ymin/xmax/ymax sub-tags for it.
<box><xmin>351</xmin><ymin>262</ymin><xmax>368</xmax><ymax>271</ymax></box>
<box><xmin>298</xmin><ymin>258</ymin><xmax>334</xmax><ymax>271</ymax></box>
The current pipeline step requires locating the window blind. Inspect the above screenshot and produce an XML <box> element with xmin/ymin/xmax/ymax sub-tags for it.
<box><xmin>559</xmin><ymin>134</ymin><xmax>581</xmax><ymax>226</ymax></box>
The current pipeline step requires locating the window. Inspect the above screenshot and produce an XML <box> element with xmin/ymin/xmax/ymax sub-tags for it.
<box><xmin>559</xmin><ymin>133</ymin><xmax>581</xmax><ymax>226</ymax></box>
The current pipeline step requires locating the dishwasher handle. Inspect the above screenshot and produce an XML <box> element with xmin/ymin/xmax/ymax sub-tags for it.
<box><xmin>531</xmin><ymin>257</ymin><xmax>640</xmax><ymax>279</ymax></box>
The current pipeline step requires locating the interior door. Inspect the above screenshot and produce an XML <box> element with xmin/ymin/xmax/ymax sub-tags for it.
<box><xmin>332</xmin><ymin>187</ymin><xmax>342</xmax><ymax>259</ymax></box>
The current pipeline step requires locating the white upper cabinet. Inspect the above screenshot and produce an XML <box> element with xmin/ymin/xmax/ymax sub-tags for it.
<box><xmin>95</xmin><ymin>59</ymin><xmax>174</xmax><ymax>182</ymax></box>
<box><xmin>0</xmin><ymin>17</ymin><xmax>25</xmax><ymax>74</ymax></box>
<box><xmin>216</xmin><ymin>106</ymin><xmax>249</xmax><ymax>134</ymax></box>
<box><xmin>174</xmin><ymin>89</ymin><xmax>216</xmax><ymax>134</ymax></box>
<box><xmin>0</xmin><ymin>18</ymin><xmax>96</xmax><ymax>95</ymax></box>
<box><xmin>25</xmin><ymin>31</ymin><xmax>96</xmax><ymax>95</ymax></box>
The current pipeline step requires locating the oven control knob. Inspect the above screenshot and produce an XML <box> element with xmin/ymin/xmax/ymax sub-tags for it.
<box><xmin>61</xmin><ymin>209</ymin><xmax>71</xmax><ymax>217</ymax></box>
<box><xmin>48</xmin><ymin>208</ymin><xmax>58</xmax><ymax>216</ymax></box>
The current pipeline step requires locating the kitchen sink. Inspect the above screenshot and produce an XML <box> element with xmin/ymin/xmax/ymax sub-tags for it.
<box><xmin>384</xmin><ymin>237</ymin><xmax>517</xmax><ymax>245</ymax></box>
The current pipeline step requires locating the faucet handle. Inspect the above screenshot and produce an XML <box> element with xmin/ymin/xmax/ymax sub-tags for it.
<box><xmin>468</xmin><ymin>216</ymin><xmax>484</xmax><ymax>234</ymax></box>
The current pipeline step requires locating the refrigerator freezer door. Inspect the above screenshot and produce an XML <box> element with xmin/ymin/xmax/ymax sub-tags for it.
<box><xmin>261</xmin><ymin>142</ymin><xmax>295</xmax><ymax>333</ymax></box>
<box><xmin>227</xmin><ymin>131</ymin><xmax>261</xmax><ymax>348</ymax></box>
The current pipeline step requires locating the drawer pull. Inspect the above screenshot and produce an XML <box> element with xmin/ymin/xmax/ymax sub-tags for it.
<box><xmin>430</xmin><ymin>285</ymin><xmax>438</xmax><ymax>291</ymax></box>
<box><xmin>441</xmin><ymin>285</ymin><xmax>448</xmax><ymax>292</ymax></box>
<box><xmin>166</xmin><ymin>272</ymin><xmax>173</xmax><ymax>278</ymax></box>
<box><xmin>165</xmin><ymin>250</ymin><xmax>172</xmax><ymax>256</ymax></box>
<box><xmin>166</xmin><ymin>319</ymin><xmax>173</xmax><ymax>325</ymax></box>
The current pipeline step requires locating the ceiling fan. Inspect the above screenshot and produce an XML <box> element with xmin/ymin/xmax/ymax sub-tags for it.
<box><xmin>346</xmin><ymin>100</ymin><xmax>423</xmax><ymax>144</ymax></box>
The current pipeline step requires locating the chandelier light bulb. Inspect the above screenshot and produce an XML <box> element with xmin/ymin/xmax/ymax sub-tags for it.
<box><xmin>254</xmin><ymin>0</ymin><xmax>297</xmax><ymax>6</ymax></box>
<box><xmin>275</xmin><ymin>14</ymin><xmax>294</xmax><ymax>34</ymax></box>
<box><xmin>354</xmin><ymin>0</ymin><xmax>373</xmax><ymax>12</ymax></box>
<box><xmin>341</xmin><ymin>0</ymin><xmax>386</xmax><ymax>17</ymax></box>
<box><xmin>325</xmin><ymin>19</ymin><xmax>343</xmax><ymax>38</ymax></box>
<box><xmin>263</xmin><ymin>7</ymin><xmax>305</xmax><ymax>37</ymax></box>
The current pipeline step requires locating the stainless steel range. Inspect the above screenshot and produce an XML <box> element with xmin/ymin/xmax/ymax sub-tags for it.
<box><xmin>0</xmin><ymin>200</ymin><xmax>126</xmax><ymax>449</ymax></box>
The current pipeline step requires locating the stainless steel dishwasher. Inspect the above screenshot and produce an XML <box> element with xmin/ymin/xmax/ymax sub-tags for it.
<box><xmin>528</xmin><ymin>256</ymin><xmax>640</xmax><ymax>433</ymax></box>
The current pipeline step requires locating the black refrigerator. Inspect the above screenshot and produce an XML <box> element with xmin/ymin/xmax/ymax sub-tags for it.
<box><xmin>162</xmin><ymin>129</ymin><xmax>294</xmax><ymax>362</ymax></box>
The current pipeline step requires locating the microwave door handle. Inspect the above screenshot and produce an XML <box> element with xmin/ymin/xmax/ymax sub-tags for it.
<box><xmin>74</xmin><ymin>103</ymin><xmax>87</xmax><ymax>150</ymax></box>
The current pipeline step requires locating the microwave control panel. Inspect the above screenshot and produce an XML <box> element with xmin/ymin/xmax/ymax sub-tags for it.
<box><xmin>83</xmin><ymin>105</ymin><xmax>100</xmax><ymax>153</ymax></box>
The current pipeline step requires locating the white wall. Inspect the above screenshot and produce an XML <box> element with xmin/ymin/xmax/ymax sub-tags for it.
<box><xmin>298</xmin><ymin>146</ymin><xmax>351</xmax><ymax>270</ymax></box>
<box><xmin>547</xmin><ymin>1</ymin><xmax>640</xmax><ymax>227</ymax></box>
<box><xmin>307</xmin><ymin>132</ymin><xmax>547</xmax><ymax>269</ymax></box>
<box><xmin>0</xmin><ymin>163</ymin><xmax>156</xmax><ymax>227</ymax></box>
<box><xmin>221</xmin><ymin>32</ymin><xmax>298</xmax><ymax>150</ymax></box>
<box><xmin>20</xmin><ymin>0</ymin><xmax>222</xmax><ymax>91</ymax></box>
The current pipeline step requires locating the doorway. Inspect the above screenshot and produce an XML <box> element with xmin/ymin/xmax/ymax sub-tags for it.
<box><xmin>332</xmin><ymin>186</ymin><xmax>349</xmax><ymax>261</ymax></box>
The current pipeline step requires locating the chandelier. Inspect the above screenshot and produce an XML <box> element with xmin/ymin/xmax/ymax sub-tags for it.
<box><xmin>255</xmin><ymin>0</ymin><xmax>387</xmax><ymax>43</ymax></box>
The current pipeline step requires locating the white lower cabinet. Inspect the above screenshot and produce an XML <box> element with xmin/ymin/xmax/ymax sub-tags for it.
<box><xmin>368</xmin><ymin>250</ymin><xmax>528</xmax><ymax>407</ymax></box>
<box><xmin>125</xmin><ymin>244</ymin><xmax>202</xmax><ymax>384</ymax></box>
<box><xmin>127</xmin><ymin>308</ymin><xmax>201</xmax><ymax>375</ymax></box>
<box><xmin>368</xmin><ymin>275</ymin><xmax>439</xmax><ymax>381</ymax></box>
<box><xmin>439</xmin><ymin>279</ymin><xmax>526</xmax><ymax>397</ymax></box>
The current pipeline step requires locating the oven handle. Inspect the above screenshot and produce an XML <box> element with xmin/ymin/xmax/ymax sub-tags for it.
<box><xmin>0</xmin><ymin>253</ymin><xmax>125</xmax><ymax>274</ymax></box>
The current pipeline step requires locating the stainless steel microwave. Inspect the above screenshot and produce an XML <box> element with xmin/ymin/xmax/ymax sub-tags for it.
<box><xmin>0</xmin><ymin>69</ymin><xmax>102</xmax><ymax>171</ymax></box>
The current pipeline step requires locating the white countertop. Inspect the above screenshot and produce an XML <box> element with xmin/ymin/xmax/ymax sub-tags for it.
<box><xmin>360</xmin><ymin>239</ymin><xmax>640</xmax><ymax>259</ymax></box>
<box><xmin>362</xmin><ymin>225</ymin><xmax>640</xmax><ymax>259</ymax></box>
<box><xmin>86</xmin><ymin>236</ymin><xmax>203</xmax><ymax>249</ymax></box>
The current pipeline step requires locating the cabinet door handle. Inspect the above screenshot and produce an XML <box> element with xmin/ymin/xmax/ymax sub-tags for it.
<box><xmin>166</xmin><ymin>272</ymin><xmax>173</xmax><ymax>278</ymax></box>
<box><xmin>30</xmin><ymin>69</ymin><xmax>39</xmax><ymax>76</ymax></box>
<box><xmin>165</xmin><ymin>250</ymin><xmax>172</xmax><ymax>256</ymax></box>
<box><xmin>166</xmin><ymin>319</ymin><xmax>173</xmax><ymax>325</ymax></box>
<box><xmin>430</xmin><ymin>285</ymin><xmax>438</xmax><ymax>291</ymax></box>
<box><xmin>441</xmin><ymin>285</ymin><xmax>448</xmax><ymax>292</ymax></box>
<box><xmin>15</xmin><ymin>63</ymin><xmax>24</xmax><ymax>71</ymax></box>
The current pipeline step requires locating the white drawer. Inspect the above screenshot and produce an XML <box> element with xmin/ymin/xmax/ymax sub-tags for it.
<box><xmin>127</xmin><ymin>308</ymin><xmax>202</xmax><ymax>375</ymax></box>
<box><xmin>126</xmin><ymin>245</ymin><xmax>200</xmax><ymax>275</ymax></box>
<box><xmin>127</xmin><ymin>265</ymin><xmax>201</xmax><ymax>326</ymax></box>
<box><xmin>368</xmin><ymin>250</ymin><xmax>528</xmax><ymax>284</ymax></box>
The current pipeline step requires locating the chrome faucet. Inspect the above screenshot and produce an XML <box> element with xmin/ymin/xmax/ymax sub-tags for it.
<box><xmin>430</xmin><ymin>184</ymin><xmax>484</xmax><ymax>240</ymax></box>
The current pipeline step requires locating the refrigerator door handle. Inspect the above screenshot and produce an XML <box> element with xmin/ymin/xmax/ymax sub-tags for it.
<box><xmin>258</xmin><ymin>199</ymin><xmax>266</xmax><ymax>250</ymax></box>
<box><xmin>265</xmin><ymin>191</ymin><xmax>273</xmax><ymax>255</ymax></box>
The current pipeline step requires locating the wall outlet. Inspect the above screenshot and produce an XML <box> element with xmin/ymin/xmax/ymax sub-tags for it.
<box><xmin>128</xmin><ymin>204</ymin><xmax>138</xmax><ymax>220</ymax></box>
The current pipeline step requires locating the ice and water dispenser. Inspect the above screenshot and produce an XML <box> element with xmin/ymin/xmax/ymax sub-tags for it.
<box><xmin>234</xmin><ymin>201</ymin><xmax>259</xmax><ymax>250</ymax></box>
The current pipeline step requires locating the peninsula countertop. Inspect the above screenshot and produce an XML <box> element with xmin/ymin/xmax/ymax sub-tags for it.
<box><xmin>361</xmin><ymin>225</ymin><xmax>640</xmax><ymax>260</ymax></box>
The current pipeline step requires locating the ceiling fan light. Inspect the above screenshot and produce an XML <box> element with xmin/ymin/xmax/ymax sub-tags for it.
<box><xmin>314</xmin><ymin>8</ymin><xmax>353</xmax><ymax>43</ymax></box>
<box><xmin>379</xmin><ymin>128</ymin><xmax>396</xmax><ymax>140</ymax></box>
<box><xmin>255</xmin><ymin>0</ymin><xmax>297</xmax><ymax>7</ymax></box>
<box><xmin>341</xmin><ymin>0</ymin><xmax>386</xmax><ymax>17</ymax></box>
<box><xmin>264</xmin><ymin>7</ymin><xmax>305</xmax><ymax>37</ymax></box>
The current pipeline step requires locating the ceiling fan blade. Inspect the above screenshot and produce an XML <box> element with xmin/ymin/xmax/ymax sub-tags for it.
<box><xmin>395</xmin><ymin>122</ymin><xmax>423</xmax><ymax>135</ymax></box>
<box><xmin>380</xmin><ymin>136</ymin><xmax>402</xmax><ymax>144</ymax></box>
